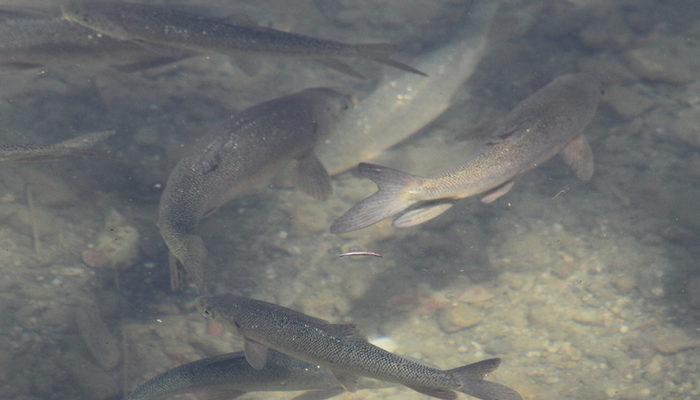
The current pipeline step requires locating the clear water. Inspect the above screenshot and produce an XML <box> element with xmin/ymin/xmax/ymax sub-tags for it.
<box><xmin>0</xmin><ymin>1</ymin><xmax>698</xmax><ymax>399</ymax></box>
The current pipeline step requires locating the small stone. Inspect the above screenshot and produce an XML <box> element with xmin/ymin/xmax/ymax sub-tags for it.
<box><xmin>687</xmin><ymin>276</ymin><xmax>700</xmax><ymax>308</ymax></box>
<box><xmin>571</xmin><ymin>309</ymin><xmax>606</xmax><ymax>326</ymax></box>
<box><xmin>670</xmin><ymin>107</ymin><xmax>700</xmax><ymax>148</ymax></box>
<box><xmin>437</xmin><ymin>303</ymin><xmax>481</xmax><ymax>333</ymax></box>
<box><xmin>612</xmin><ymin>274</ymin><xmax>637</xmax><ymax>294</ymax></box>
<box><xmin>602</xmin><ymin>85</ymin><xmax>655</xmax><ymax>120</ymax></box>
<box><xmin>624</xmin><ymin>39</ymin><xmax>698</xmax><ymax>84</ymax></box>
<box><xmin>649</xmin><ymin>326</ymin><xmax>700</xmax><ymax>354</ymax></box>
<box><xmin>457</xmin><ymin>285</ymin><xmax>495</xmax><ymax>304</ymax></box>
<box><xmin>75</xmin><ymin>300</ymin><xmax>121</xmax><ymax>370</ymax></box>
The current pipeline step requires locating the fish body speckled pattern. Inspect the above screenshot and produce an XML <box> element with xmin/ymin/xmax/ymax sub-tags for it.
<box><xmin>157</xmin><ymin>88</ymin><xmax>351</xmax><ymax>292</ymax></box>
<box><xmin>61</xmin><ymin>1</ymin><xmax>426</xmax><ymax>76</ymax></box>
<box><xmin>331</xmin><ymin>73</ymin><xmax>601</xmax><ymax>233</ymax></box>
<box><xmin>198</xmin><ymin>294</ymin><xmax>523</xmax><ymax>400</ymax></box>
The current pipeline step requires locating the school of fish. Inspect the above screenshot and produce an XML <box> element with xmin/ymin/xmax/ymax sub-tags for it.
<box><xmin>0</xmin><ymin>1</ymin><xmax>614</xmax><ymax>399</ymax></box>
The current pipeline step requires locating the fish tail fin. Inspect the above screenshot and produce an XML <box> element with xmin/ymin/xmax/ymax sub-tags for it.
<box><xmin>448</xmin><ymin>358</ymin><xmax>523</xmax><ymax>400</ymax></box>
<box><xmin>353</xmin><ymin>43</ymin><xmax>428</xmax><ymax>76</ymax></box>
<box><xmin>163</xmin><ymin>230</ymin><xmax>210</xmax><ymax>293</ymax></box>
<box><xmin>330</xmin><ymin>163</ymin><xmax>423</xmax><ymax>233</ymax></box>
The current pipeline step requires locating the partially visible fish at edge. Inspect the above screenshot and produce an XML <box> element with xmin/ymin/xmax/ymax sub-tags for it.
<box><xmin>317</xmin><ymin>0</ymin><xmax>500</xmax><ymax>175</ymax></box>
<box><xmin>124</xmin><ymin>350</ymin><xmax>392</xmax><ymax>400</ymax></box>
<box><xmin>0</xmin><ymin>130</ymin><xmax>115</xmax><ymax>162</ymax></box>
<box><xmin>60</xmin><ymin>1</ymin><xmax>426</xmax><ymax>77</ymax></box>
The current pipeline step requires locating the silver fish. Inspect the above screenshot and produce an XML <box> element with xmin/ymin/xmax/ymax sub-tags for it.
<box><xmin>61</xmin><ymin>1</ymin><xmax>426</xmax><ymax>76</ymax></box>
<box><xmin>198</xmin><ymin>294</ymin><xmax>522</xmax><ymax>400</ymax></box>
<box><xmin>157</xmin><ymin>88</ymin><xmax>351</xmax><ymax>292</ymax></box>
<box><xmin>125</xmin><ymin>350</ymin><xmax>391</xmax><ymax>400</ymax></box>
<box><xmin>0</xmin><ymin>130</ymin><xmax>114</xmax><ymax>162</ymax></box>
<box><xmin>330</xmin><ymin>73</ymin><xmax>601</xmax><ymax>233</ymax></box>
<box><xmin>0</xmin><ymin>17</ymin><xmax>189</xmax><ymax>71</ymax></box>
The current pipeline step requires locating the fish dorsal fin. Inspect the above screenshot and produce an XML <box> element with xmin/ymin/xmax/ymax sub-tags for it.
<box><xmin>393</xmin><ymin>202</ymin><xmax>454</xmax><ymax>228</ymax></box>
<box><xmin>290</xmin><ymin>388</ymin><xmax>346</xmax><ymax>400</ymax></box>
<box><xmin>324</xmin><ymin>323</ymin><xmax>363</xmax><ymax>339</ymax></box>
<box><xmin>244</xmin><ymin>338</ymin><xmax>269</xmax><ymax>370</ymax></box>
<box><xmin>296</xmin><ymin>151</ymin><xmax>332</xmax><ymax>200</ymax></box>
<box><xmin>405</xmin><ymin>384</ymin><xmax>457</xmax><ymax>400</ymax></box>
<box><xmin>330</xmin><ymin>368</ymin><xmax>360</xmax><ymax>392</ymax></box>
<box><xmin>480</xmin><ymin>180</ymin><xmax>514</xmax><ymax>204</ymax></box>
<box><xmin>560</xmin><ymin>134</ymin><xmax>594</xmax><ymax>181</ymax></box>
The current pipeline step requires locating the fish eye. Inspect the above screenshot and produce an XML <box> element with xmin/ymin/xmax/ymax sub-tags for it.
<box><xmin>201</xmin><ymin>308</ymin><xmax>212</xmax><ymax>317</ymax></box>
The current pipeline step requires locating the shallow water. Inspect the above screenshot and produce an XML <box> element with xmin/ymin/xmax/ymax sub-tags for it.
<box><xmin>0</xmin><ymin>1</ymin><xmax>699</xmax><ymax>399</ymax></box>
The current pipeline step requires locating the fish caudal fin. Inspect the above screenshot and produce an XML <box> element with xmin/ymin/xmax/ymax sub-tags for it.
<box><xmin>353</xmin><ymin>43</ymin><xmax>428</xmax><ymax>76</ymax></box>
<box><xmin>449</xmin><ymin>358</ymin><xmax>523</xmax><ymax>400</ymax></box>
<box><xmin>330</xmin><ymin>163</ymin><xmax>423</xmax><ymax>233</ymax></box>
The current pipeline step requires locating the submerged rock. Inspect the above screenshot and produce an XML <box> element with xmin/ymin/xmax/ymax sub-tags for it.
<box><xmin>437</xmin><ymin>303</ymin><xmax>482</xmax><ymax>333</ymax></box>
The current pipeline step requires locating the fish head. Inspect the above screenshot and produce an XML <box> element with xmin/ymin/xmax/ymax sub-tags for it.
<box><xmin>61</xmin><ymin>2</ymin><xmax>131</xmax><ymax>40</ymax></box>
<box><xmin>196</xmin><ymin>294</ymin><xmax>257</xmax><ymax>336</ymax></box>
<box><xmin>303</xmin><ymin>87</ymin><xmax>354</xmax><ymax>135</ymax></box>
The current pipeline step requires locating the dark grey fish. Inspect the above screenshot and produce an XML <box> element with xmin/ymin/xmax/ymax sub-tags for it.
<box><xmin>61</xmin><ymin>1</ymin><xmax>426</xmax><ymax>76</ymax></box>
<box><xmin>125</xmin><ymin>350</ymin><xmax>392</xmax><ymax>400</ymax></box>
<box><xmin>0</xmin><ymin>16</ymin><xmax>189</xmax><ymax>71</ymax></box>
<box><xmin>198</xmin><ymin>294</ymin><xmax>522</xmax><ymax>400</ymax></box>
<box><xmin>0</xmin><ymin>130</ymin><xmax>114</xmax><ymax>162</ymax></box>
<box><xmin>330</xmin><ymin>73</ymin><xmax>601</xmax><ymax>233</ymax></box>
<box><xmin>158</xmin><ymin>88</ymin><xmax>351</xmax><ymax>292</ymax></box>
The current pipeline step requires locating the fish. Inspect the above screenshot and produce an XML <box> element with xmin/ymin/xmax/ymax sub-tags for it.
<box><xmin>60</xmin><ymin>1</ymin><xmax>426</xmax><ymax>77</ymax></box>
<box><xmin>330</xmin><ymin>73</ymin><xmax>601</xmax><ymax>233</ymax></box>
<box><xmin>0</xmin><ymin>17</ymin><xmax>189</xmax><ymax>71</ymax></box>
<box><xmin>198</xmin><ymin>294</ymin><xmax>522</xmax><ymax>400</ymax></box>
<box><xmin>124</xmin><ymin>350</ymin><xmax>393</xmax><ymax>400</ymax></box>
<box><xmin>0</xmin><ymin>130</ymin><xmax>115</xmax><ymax>162</ymax></box>
<box><xmin>317</xmin><ymin>0</ymin><xmax>499</xmax><ymax>175</ymax></box>
<box><xmin>157</xmin><ymin>88</ymin><xmax>351</xmax><ymax>292</ymax></box>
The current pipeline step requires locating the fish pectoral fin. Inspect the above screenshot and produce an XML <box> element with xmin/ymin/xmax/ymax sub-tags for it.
<box><xmin>290</xmin><ymin>388</ymin><xmax>347</xmax><ymax>400</ymax></box>
<box><xmin>480</xmin><ymin>181</ymin><xmax>515</xmax><ymax>204</ymax></box>
<box><xmin>560</xmin><ymin>134</ymin><xmax>594</xmax><ymax>181</ymax></box>
<box><xmin>330</xmin><ymin>369</ymin><xmax>360</xmax><ymax>392</ymax></box>
<box><xmin>113</xmin><ymin>55</ymin><xmax>189</xmax><ymax>72</ymax></box>
<box><xmin>324</xmin><ymin>323</ymin><xmax>363</xmax><ymax>339</ymax></box>
<box><xmin>393</xmin><ymin>202</ymin><xmax>454</xmax><ymax>228</ymax></box>
<box><xmin>168</xmin><ymin>252</ymin><xmax>182</xmax><ymax>291</ymax></box>
<box><xmin>404</xmin><ymin>384</ymin><xmax>457</xmax><ymax>400</ymax></box>
<box><xmin>243</xmin><ymin>338</ymin><xmax>269</xmax><ymax>370</ymax></box>
<box><xmin>297</xmin><ymin>151</ymin><xmax>332</xmax><ymax>200</ymax></box>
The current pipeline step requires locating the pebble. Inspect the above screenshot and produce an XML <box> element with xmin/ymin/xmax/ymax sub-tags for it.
<box><xmin>571</xmin><ymin>309</ymin><xmax>607</xmax><ymax>326</ymax></box>
<box><xmin>457</xmin><ymin>285</ymin><xmax>495</xmax><ymax>304</ymax></box>
<box><xmin>437</xmin><ymin>303</ymin><xmax>482</xmax><ymax>333</ymax></box>
<box><xmin>670</xmin><ymin>107</ymin><xmax>700</xmax><ymax>148</ymax></box>
<box><xmin>612</xmin><ymin>274</ymin><xmax>637</xmax><ymax>294</ymax></box>
<box><xmin>602</xmin><ymin>85</ymin><xmax>655</xmax><ymax>120</ymax></box>
<box><xmin>624</xmin><ymin>39</ymin><xmax>697</xmax><ymax>84</ymax></box>
<box><xmin>687</xmin><ymin>276</ymin><xmax>700</xmax><ymax>308</ymax></box>
<box><xmin>649</xmin><ymin>326</ymin><xmax>700</xmax><ymax>354</ymax></box>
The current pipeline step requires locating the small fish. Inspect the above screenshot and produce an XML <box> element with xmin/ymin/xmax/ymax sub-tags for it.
<box><xmin>125</xmin><ymin>350</ymin><xmax>391</xmax><ymax>400</ymax></box>
<box><xmin>0</xmin><ymin>130</ymin><xmax>115</xmax><ymax>162</ymax></box>
<box><xmin>338</xmin><ymin>251</ymin><xmax>382</xmax><ymax>258</ymax></box>
<box><xmin>158</xmin><ymin>88</ymin><xmax>351</xmax><ymax>292</ymax></box>
<box><xmin>198</xmin><ymin>294</ymin><xmax>522</xmax><ymax>400</ymax></box>
<box><xmin>331</xmin><ymin>73</ymin><xmax>601</xmax><ymax>233</ymax></box>
<box><xmin>0</xmin><ymin>17</ymin><xmax>189</xmax><ymax>71</ymax></box>
<box><xmin>60</xmin><ymin>1</ymin><xmax>426</xmax><ymax>76</ymax></box>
